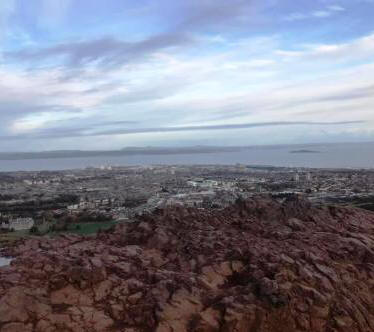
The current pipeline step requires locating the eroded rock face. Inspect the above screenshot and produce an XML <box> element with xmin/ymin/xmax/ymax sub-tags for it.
<box><xmin>1</xmin><ymin>196</ymin><xmax>374</xmax><ymax>331</ymax></box>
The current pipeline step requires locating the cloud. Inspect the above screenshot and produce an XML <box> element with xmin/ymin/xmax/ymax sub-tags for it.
<box><xmin>312</xmin><ymin>11</ymin><xmax>331</xmax><ymax>18</ymax></box>
<box><xmin>100</xmin><ymin>120</ymin><xmax>138</xmax><ymax>126</ymax></box>
<box><xmin>262</xmin><ymin>83</ymin><xmax>374</xmax><ymax>113</ymax></box>
<box><xmin>2</xmin><ymin>29</ymin><xmax>373</xmax><ymax>148</ymax></box>
<box><xmin>328</xmin><ymin>5</ymin><xmax>345</xmax><ymax>12</ymax></box>
<box><xmin>1</xmin><ymin>120</ymin><xmax>364</xmax><ymax>140</ymax></box>
<box><xmin>180</xmin><ymin>57</ymin><xmax>374</xmax><ymax>125</ymax></box>
<box><xmin>309</xmin><ymin>85</ymin><xmax>374</xmax><ymax>103</ymax></box>
<box><xmin>284</xmin><ymin>5</ymin><xmax>345</xmax><ymax>21</ymax></box>
<box><xmin>7</xmin><ymin>33</ymin><xmax>194</xmax><ymax>67</ymax></box>
<box><xmin>0</xmin><ymin>64</ymin><xmax>115</xmax><ymax>135</ymax></box>
<box><xmin>283</xmin><ymin>13</ymin><xmax>308</xmax><ymax>21</ymax></box>
<box><xmin>92</xmin><ymin>121</ymin><xmax>365</xmax><ymax>137</ymax></box>
<box><xmin>177</xmin><ymin>0</ymin><xmax>253</xmax><ymax>30</ymax></box>
<box><xmin>0</xmin><ymin>0</ymin><xmax>373</xmax><ymax>150</ymax></box>
<box><xmin>9</xmin><ymin>117</ymin><xmax>140</xmax><ymax>139</ymax></box>
<box><xmin>276</xmin><ymin>32</ymin><xmax>374</xmax><ymax>61</ymax></box>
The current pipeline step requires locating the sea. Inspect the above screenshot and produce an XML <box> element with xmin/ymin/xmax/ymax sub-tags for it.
<box><xmin>0</xmin><ymin>142</ymin><xmax>373</xmax><ymax>171</ymax></box>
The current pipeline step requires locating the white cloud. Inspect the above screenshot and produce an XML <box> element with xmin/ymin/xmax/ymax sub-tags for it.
<box><xmin>2</xmin><ymin>29</ymin><xmax>373</xmax><ymax>146</ymax></box>
<box><xmin>312</xmin><ymin>10</ymin><xmax>331</xmax><ymax>18</ymax></box>
<box><xmin>328</xmin><ymin>5</ymin><xmax>345</xmax><ymax>12</ymax></box>
<box><xmin>0</xmin><ymin>2</ymin><xmax>371</xmax><ymax>149</ymax></box>
<box><xmin>284</xmin><ymin>5</ymin><xmax>345</xmax><ymax>22</ymax></box>
<box><xmin>284</xmin><ymin>13</ymin><xmax>308</xmax><ymax>21</ymax></box>
<box><xmin>276</xmin><ymin>32</ymin><xmax>374</xmax><ymax>61</ymax></box>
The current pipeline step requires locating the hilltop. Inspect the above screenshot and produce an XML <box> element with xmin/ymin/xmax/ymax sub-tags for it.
<box><xmin>1</xmin><ymin>196</ymin><xmax>374</xmax><ymax>331</ymax></box>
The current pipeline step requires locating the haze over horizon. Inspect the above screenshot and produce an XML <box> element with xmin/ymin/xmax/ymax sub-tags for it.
<box><xmin>1</xmin><ymin>0</ymin><xmax>374</xmax><ymax>151</ymax></box>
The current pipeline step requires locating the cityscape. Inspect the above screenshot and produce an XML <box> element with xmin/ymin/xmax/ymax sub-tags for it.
<box><xmin>1</xmin><ymin>0</ymin><xmax>374</xmax><ymax>330</ymax></box>
<box><xmin>1</xmin><ymin>164</ymin><xmax>373</xmax><ymax>238</ymax></box>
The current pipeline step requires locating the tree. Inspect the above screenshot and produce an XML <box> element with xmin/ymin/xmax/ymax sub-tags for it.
<box><xmin>29</xmin><ymin>226</ymin><xmax>39</xmax><ymax>234</ymax></box>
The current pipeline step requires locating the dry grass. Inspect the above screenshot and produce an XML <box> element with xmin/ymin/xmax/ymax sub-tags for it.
<box><xmin>0</xmin><ymin>230</ymin><xmax>28</xmax><ymax>246</ymax></box>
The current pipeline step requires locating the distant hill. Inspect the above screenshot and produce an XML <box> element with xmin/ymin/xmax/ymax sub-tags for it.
<box><xmin>290</xmin><ymin>149</ymin><xmax>321</xmax><ymax>154</ymax></box>
<box><xmin>0</xmin><ymin>146</ymin><xmax>245</xmax><ymax>160</ymax></box>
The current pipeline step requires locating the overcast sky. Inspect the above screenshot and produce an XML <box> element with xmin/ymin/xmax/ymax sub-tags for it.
<box><xmin>0</xmin><ymin>0</ymin><xmax>374</xmax><ymax>151</ymax></box>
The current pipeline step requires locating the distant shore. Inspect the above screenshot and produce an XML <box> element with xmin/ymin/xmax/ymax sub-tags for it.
<box><xmin>0</xmin><ymin>146</ymin><xmax>244</xmax><ymax>161</ymax></box>
<box><xmin>290</xmin><ymin>149</ymin><xmax>321</xmax><ymax>154</ymax></box>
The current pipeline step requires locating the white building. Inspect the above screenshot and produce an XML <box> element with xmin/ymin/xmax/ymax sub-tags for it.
<box><xmin>187</xmin><ymin>179</ymin><xmax>219</xmax><ymax>188</ymax></box>
<box><xmin>68</xmin><ymin>204</ymin><xmax>79</xmax><ymax>210</ymax></box>
<box><xmin>1</xmin><ymin>218</ymin><xmax>34</xmax><ymax>231</ymax></box>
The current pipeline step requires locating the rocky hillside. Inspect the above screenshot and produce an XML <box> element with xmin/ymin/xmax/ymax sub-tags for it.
<box><xmin>1</xmin><ymin>196</ymin><xmax>374</xmax><ymax>331</ymax></box>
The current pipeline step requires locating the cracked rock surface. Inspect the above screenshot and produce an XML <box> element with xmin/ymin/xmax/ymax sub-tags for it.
<box><xmin>1</xmin><ymin>196</ymin><xmax>374</xmax><ymax>331</ymax></box>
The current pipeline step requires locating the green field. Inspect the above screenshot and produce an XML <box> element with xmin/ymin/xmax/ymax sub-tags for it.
<box><xmin>0</xmin><ymin>221</ymin><xmax>119</xmax><ymax>244</ymax></box>
<box><xmin>51</xmin><ymin>221</ymin><xmax>118</xmax><ymax>236</ymax></box>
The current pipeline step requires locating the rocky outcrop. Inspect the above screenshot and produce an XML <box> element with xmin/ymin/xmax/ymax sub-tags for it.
<box><xmin>1</xmin><ymin>196</ymin><xmax>374</xmax><ymax>331</ymax></box>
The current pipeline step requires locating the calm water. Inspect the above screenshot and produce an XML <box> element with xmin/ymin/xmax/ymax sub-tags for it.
<box><xmin>0</xmin><ymin>142</ymin><xmax>373</xmax><ymax>171</ymax></box>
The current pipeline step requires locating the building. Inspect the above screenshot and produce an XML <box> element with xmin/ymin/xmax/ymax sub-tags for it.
<box><xmin>294</xmin><ymin>173</ymin><xmax>300</xmax><ymax>182</ymax></box>
<box><xmin>1</xmin><ymin>218</ymin><xmax>34</xmax><ymax>231</ymax></box>
<box><xmin>187</xmin><ymin>179</ymin><xmax>219</xmax><ymax>188</ymax></box>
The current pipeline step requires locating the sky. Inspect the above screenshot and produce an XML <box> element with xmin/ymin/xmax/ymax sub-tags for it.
<box><xmin>0</xmin><ymin>0</ymin><xmax>374</xmax><ymax>151</ymax></box>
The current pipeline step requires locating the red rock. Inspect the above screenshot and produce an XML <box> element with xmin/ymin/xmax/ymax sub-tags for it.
<box><xmin>0</xmin><ymin>287</ymin><xmax>30</xmax><ymax>323</ymax></box>
<box><xmin>94</xmin><ymin>280</ymin><xmax>112</xmax><ymax>302</ymax></box>
<box><xmin>127</xmin><ymin>291</ymin><xmax>142</xmax><ymax>305</ymax></box>
<box><xmin>1</xmin><ymin>323</ymin><xmax>32</xmax><ymax>332</ymax></box>
<box><xmin>50</xmin><ymin>285</ymin><xmax>80</xmax><ymax>305</ymax></box>
<box><xmin>1</xmin><ymin>197</ymin><xmax>374</xmax><ymax>331</ymax></box>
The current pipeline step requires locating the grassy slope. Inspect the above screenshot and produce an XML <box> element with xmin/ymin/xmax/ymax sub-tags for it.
<box><xmin>0</xmin><ymin>221</ymin><xmax>119</xmax><ymax>244</ymax></box>
<box><xmin>51</xmin><ymin>221</ymin><xmax>118</xmax><ymax>236</ymax></box>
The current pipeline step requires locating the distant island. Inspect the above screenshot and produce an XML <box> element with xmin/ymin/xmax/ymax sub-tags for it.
<box><xmin>290</xmin><ymin>149</ymin><xmax>321</xmax><ymax>154</ymax></box>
